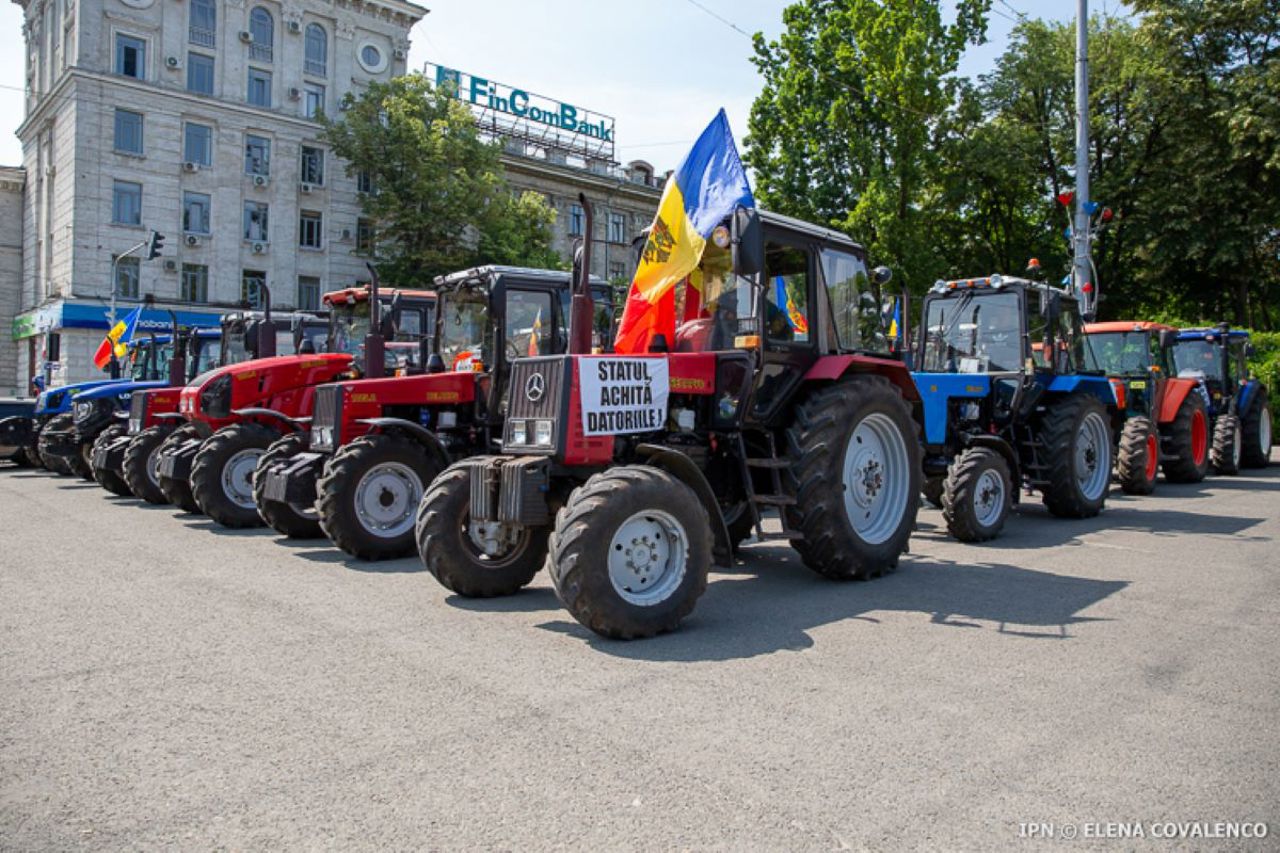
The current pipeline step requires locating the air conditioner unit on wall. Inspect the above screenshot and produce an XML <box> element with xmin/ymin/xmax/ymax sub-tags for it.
<box><xmin>252</xmin><ymin>174</ymin><xmax>269</xmax><ymax>187</ymax></box>
<box><xmin>299</xmin><ymin>182</ymin><xmax>314</xmax><ymax>194</ymax></box>
<box><xmin>185</xmin><ymin>234</ymin><xmax>201</xmax><ymax>247</ymax></box>
<box><xmin>238</xmin><ymin>30</ymin><xmax>253</xmax><ymax>43</ymax></box>
<box><xmin>288</xmin><ymin>87</ymin><xmax>302</xmax><ymax>101</ymax></box>
<box><xmin>163</xmin><ymin>259</ymin><xmax>178</xmax><ymax>273</ymax></box>
<box><xmin>251</xmin><ymin>242</ymin><xmax>267</xmax><ymax>254</ymax></box>
<box><xmin>182</xmin><ymin>161</ymin><xmax>200</xmax><ymax>173</ymax></box>
<box><xmin>340</xmin><ymin>228</ymin><xmax>352</xmax><ymax>241</ymax></box>
<box><xmin>287</xmin><ymin>19</ymin><xmax>301</xmax><ymax>33</ymax></box>
<box><xmin>393</xmin><ymin>48</ymin><xmax>407</xmax><ymax>61</ymax></box>
<box><xmin>165</xmin><ymin>56</ymin><xmax>181</xmax><ymax>70</ymax></box>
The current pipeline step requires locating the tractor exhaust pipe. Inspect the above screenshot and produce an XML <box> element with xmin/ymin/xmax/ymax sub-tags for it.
<box><xmin>569</xmin><ymin>193</ymin><xmax>595</xmax><ymax>355</ymax></box>
<box><xmin>167</xmin><ymin>309</ymin><xmax>187</xmax><ymax>386</ymax></box>
<box><xmin>257</xmin><ymin>284</ymin><xmax>276</xmax><ymax>358</ymax></box>
<box><xmin>364</xmin><ymin>262</ymin><xmax>386</xmax><ymax>379</ymax></box>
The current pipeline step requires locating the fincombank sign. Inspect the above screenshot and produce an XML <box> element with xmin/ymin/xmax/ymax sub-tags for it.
<box><xmin>425</xmin><ymin>61</ymin><xmax>617</xmax><ymax>160</ymax></box>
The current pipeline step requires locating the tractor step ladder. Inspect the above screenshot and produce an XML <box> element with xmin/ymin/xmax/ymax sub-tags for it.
<box><xmin>738</xmin><ymin>433</ymin><xmax>804</xmax><ymax>541</ymax></box>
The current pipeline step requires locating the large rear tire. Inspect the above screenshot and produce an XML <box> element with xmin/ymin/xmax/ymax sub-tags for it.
<box><xmin>317</xmin><ymin>433</ymin><xmax>442</xmax><ymax>560</ymax></box>
<box><xmin>253</xmin><ymin>433</ymin><xmax>324</xmax><ymax>538</ymax></box>
<box><xmin>942</xmin><ymin>447</ymin><xmax>1011</xmax><ymax>542</ymax></box>
<box><xmin>1161</xmin><ymin>391</ymin><xmax>1210</xmax><ymax>483</ymax></box>
<box><xmin>91</xmin><ymin>424</ymin><xmax>131</xmax><ymax>496</ymax></box>
<box><xmin>549</xmin><ymin>466</ymin><xmax>710</xmax><ymax>640</ymax></box>
<box><xmin>1116</xmin><ymin>416</ymin><xmax>1159</xmax><ymax>496</ymax></box>
<box><xmin>1040</xmin><ymin>394</ymin><xmax>1112</xmax><ymax>519</ymax></box>
<box><xmin>1240</xmin><ymin>389</ymin><xmax>1272</xmax><ymax>468</ymax></box>
<box><xmin>1210</xmin><ymin>413</ymin><xmax>1242</xmax><ymax>475</ymax></box>
<box><xmin>38</xmin><ymin>413</ymin><xmax>75</xmax><ymax>476</ymax></box>
<box><xmin>157</xmin><ymin>425</ymin><xmax>203</xmax><ymax>513</ymax></box>
<box><xmin>191</xmin><ymin>423</ymin><xmax>278</xmax><ymax>527</ymax></box>
<box><xmin>124</xmin><ymin>424</ymin><xmax>175</xmax><ymax>504</ymax></box>
<box><xmin>71</xmin><ymin>436</ymin><xmax>96</xmax><ymax>481</ymax></box>
<box><xmin>416</xmin><ymin>465</ymin><xmax>549</xmax><ymax>596</ymax></box>
<box><xmin>784</xmin><ymin>375</ymin><xmax>920</xmax><ymax>580</ymax></box>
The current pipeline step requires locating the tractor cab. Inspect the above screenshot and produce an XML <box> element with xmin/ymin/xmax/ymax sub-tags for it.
<box><xmin>1171</xmin><ymin>326</ymin><xmax>1251</xmax><ymax>413</ymax></box>
<box><xmin>321</xmin><ymin>285</ymin><xmax>435</xmax><ymax>374</ymax></box>
<box><xmin>1083</xmin><ymin>321</ymin><xmax>1179</xmax><ymax>419</ymax></box>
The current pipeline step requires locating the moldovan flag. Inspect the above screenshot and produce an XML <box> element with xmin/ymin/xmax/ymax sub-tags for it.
<box><xmin>528</xmin><ymin>307</ymin><xmax>542</xmax><ymax>356</ymax></box>
<box><xmin>92</xmin><ymin>305</ymin><xmax>143</xmax><ymax>369</ymax></box>
<box><xmin>613</xmin><ymin>110</ymin><xmax>754</xmax><ymax>354</ymax></box>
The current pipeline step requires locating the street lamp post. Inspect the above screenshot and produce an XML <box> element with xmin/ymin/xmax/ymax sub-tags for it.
<box><xmin>106</xmin><ymin>231</ymin><xmax>164</xmax><ymax>378</ymax></box>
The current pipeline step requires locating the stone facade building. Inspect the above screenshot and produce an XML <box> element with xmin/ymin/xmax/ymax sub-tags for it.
<box><xmin>12</xmin><ymin>0</ymin><xmax>426</xmax><ymax>386</ymax></box>
<box><xmin>0</xmin><ymin>167</ymin><xmax>25</xmax><ymax>396</ymax></box>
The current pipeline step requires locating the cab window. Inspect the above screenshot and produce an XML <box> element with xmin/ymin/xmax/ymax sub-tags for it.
<box><xmin>822</xmin><ymin>248</ymin><xmax>869</xmax><ymax>351</ymax></box>
<box><xmin>763</xmin><ymin>242</ymin><xmax>810</xmax><ymax>344</ymax></box>
<box><xmin>506</xmin><ymin>290</ymin><xmax>553</xmax><ymax>358</ymax></box>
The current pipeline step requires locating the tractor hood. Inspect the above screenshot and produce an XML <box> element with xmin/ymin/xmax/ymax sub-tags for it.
<box><xmin>73</xmin><ymin>379</ymin><xmax>169</xmax><ymax>402</ymax></box>
<box><xmin>179</xmin><ymin>352</ymin><xmax>354</xmax><ymax>421</ymax></box>
<box><xmin>33</xmin><ymin>379</ymin><xmax>124</xmax><ymax>415</ymax></box>
<box><xmin>333</xmin><ymin>370</ymin><xmax>481</xmax><ymax>409</ymax></box>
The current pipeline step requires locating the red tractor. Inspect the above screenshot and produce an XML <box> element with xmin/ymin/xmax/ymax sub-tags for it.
<box><xmin>155</xmin><ymin>276</ymin><xmax>435</xmax><ymax>526</ymax></box>
<box><xmin>1083</xmin><ymin>321</ymin><xmax>1209</xmax><ymax>490</ymax></box>
<box><xmin>255</xmin><ymin>265</ymin><xmax>615</xmax><ymax>559</ymax></box>
<box><xmin>416</xmin><ymin>201</ymin><xmax>922</xmax><ymax>639</ymax></box>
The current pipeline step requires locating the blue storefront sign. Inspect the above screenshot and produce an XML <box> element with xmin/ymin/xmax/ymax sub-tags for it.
<box><xmin>13</xmin><ymin>300</ymin><xmax>226</xmax><ymax>339</ymax></box>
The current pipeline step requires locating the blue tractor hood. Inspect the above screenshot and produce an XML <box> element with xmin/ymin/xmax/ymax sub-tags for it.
<box><xmin>34</xmin><ymin>379</ymin><xmax>127</xmax><ymax>416</ymax></box>
<box><xmin>72</xmin><ymin>379</ymin><xmax>170</xmax><ymax>403</ymax></box>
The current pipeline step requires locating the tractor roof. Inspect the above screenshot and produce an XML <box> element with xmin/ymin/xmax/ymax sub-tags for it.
<box><xmin>927</xmin><ymin>274</ymin><xmax>1074</xmax><ymax>301</ymax></box>
<box><xmin>1084</xmin><ymin>321</ymin><xmax>1177</xmax><ymax>334</ymax></box>
<box><xmin>323</xmin><ymin>286</ymin><xmax>436</xmax><ymax>306</ymax></box>
<box><xmin>759</xmin><ymin>209</ymin><xmax>863</xmax><ymax>252</ymax></box>
<box><xmin>434</xmin><ymin>265</ymin><xmax>606</xmax><ymax>291</ymax></box>
<box><xmin>1177</xmin><ymin>327</ymin><xmax>1250</xmax><ymax>341</ymax></box>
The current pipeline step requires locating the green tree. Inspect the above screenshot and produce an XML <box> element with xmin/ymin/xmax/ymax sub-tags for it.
<box><xmin>322</xmin><ymin>73</ymin><xmax>561</xmax><ymax>287</ymax></box>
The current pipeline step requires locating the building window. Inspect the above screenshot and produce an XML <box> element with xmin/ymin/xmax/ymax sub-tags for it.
<box><xmin>241</xmin><ymin>270</ymin><xmax>266</xmax><ymax>308</ymax></box>
<box><xmin>114</xmin><ymin>256</ymin><xmax>141</xmax><ymax>299</ymax></box>
<box><xmin>115</xmin><ymin>34</ymin><xmax>146</xmax><ymax>79</ymax></box>
<box><xmin>112</xmin><ymin>180</ymin><xmax>142</xmax><ymax>226</ymax></box>
<box><xmin>608</xmin><ymin>212</ymin><xmax>627</xmax><ymax>243</ymax></box>
<box><xmin>357</xmin><ymin>170</ymin><xmax>375</xmax><ymax>195</ymax></box>
<box><xmin>186</xmin><ymin>52</ymin><xmax>215</xmax><ymax>95</ymax></box>
<box><xmin>248</xmin><ymin>8</ymin><xmax>273</xmax><ymax>62</ymax></box>
<box><xmin>244</xmin><ymin>134</ymin><xmax>270</xmax><ymax>175</ymax></box>
<box><xmin>247</xmin><ymin>68</ymin><xmax>272</xmax><ymax>107</ymax></box>
<box><xmin>244</xmin><ymin>202</ymin><xmax>269</xmax><ymax>242</ymax></box>
<box><xmin>299</xmin><ymin>211</ymin><xmax>322</xmax><ymax>248</ymax></box>
<box><xmin>189</xmin><ymin>0</ymin><xmax>216</xmax><ymax>48</ymax></box>
<box><xmin>183</xmin><ymin>191</ymin><xmax>211</xmax><ymax>234</ymax></box>
<box><xmin>297</xmin><ymin>275</ymin><xmax>321</xmax><ymax>310</ymax></box>
<box><xmin>184</xmin><ymin>122</ymin><xmax>213</xmax><ymax>166</ymax></box>
<box><xmin>299</xmin><ymin>146</ymin><xmax>324</xmax><ymax>185</ymax></box>
<box><xmin>303</xmin><ymin>83</ymin><xmax>325</xmax><ymax>119</ymax></box>
<box><xmin>357</xmin><ymin>43</ymin><xmax>386</xmax><ymax>74</ymax></box>
<box><xmin>181</xmin><ymin>264</ymin><xmax>209</xmax><ymax>303</ymax></box>
<box><xmin>113</xmin><ymin>109</ymin><xmax>143</xmax><ymax>155</ymax></box>
<box><xmin>304</xmin><ymin>24</ymin><xmax>327</xmax><ymax>77</ymax></box>
<box><xmin>569</xmin><ymin>203</ymin><xmax>584</xmax><ymax>237</ymax></box>
<box><xmin>356</xmin><ymin>217</ymin><xmax>374</xmax><ymax>252</ymax></box>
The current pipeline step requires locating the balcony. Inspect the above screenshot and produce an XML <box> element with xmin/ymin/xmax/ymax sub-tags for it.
<box><xmin>304</xmin><ymin>58</ymin><xmax>326</xmax><ymax>77</ymax></box>
<box><xmin>248</xmin><ymin>43</ymin><xmax>273</xmax><ymax>63</ymax></box>
<box><xmin>189</xmin><ymin>26</ymin><xmax>216</xmax><ymax>48</ymax></box>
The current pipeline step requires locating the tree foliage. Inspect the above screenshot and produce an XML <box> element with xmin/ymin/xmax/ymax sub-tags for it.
<box><xmin>321</xmin><ymin>74</ymin><xmax>561</xmax><ymax>288</ymax></box>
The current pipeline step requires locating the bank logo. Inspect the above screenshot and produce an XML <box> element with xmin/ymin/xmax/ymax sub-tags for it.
<box><xmin>525</xmin><ymin>372</ymin><xmax>546</xmax><ymax>403</ymax></box>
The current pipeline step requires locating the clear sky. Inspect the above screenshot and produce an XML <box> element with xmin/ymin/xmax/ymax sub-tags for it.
<box><xmin>0</xmin><ymin>0</ymin><xmax>1112</xmax><ymax>170</ymax></box>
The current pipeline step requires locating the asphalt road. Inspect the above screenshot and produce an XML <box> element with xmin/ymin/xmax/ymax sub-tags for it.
<box><xmin>2</xmin><ymin>457</ymin><xmax>1278</xmax><ymax>850</ymax></box>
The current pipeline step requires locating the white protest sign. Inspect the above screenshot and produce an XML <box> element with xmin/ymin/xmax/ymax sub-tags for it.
<box><xmin>579</xmin><ymin>357</ymin><xmax>670</xmax><ymax>436</ymax></box>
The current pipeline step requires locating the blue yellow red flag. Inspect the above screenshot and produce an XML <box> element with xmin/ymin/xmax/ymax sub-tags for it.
<box><xmin>93</xmin><ymin>305</ymin><xmax>143</xmax><ymax>369</ymax></box>
<box><xmin>614</xmin><ymin>110</ymin><xmax>754</xmax><ymax>354</ymax></box>
<box><xmin>528</xmin><ymin>306</ymin><xmax>542</xmax><ymax>357</ymax></box>
<box><xmin>774</xmin><ymin>276</ymin><xmax>809</xmax><ymax>334</ymax></box>
<box><xmin>888</xmin><ymin>299</ymin><xmax>901</xmax><ymax>343</ymax></box>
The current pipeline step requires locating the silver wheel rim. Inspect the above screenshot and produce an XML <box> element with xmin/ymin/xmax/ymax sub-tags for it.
<box><xmin>607</xmin><ymin>509</ymin><xmax>688</xmax><ymax>607</ymax></box>
<box><xmin>1233</xmin><ymin>421</ymin><xmax>1242</xmax><ymax>467</ymax></box>
<box><xmin>463</xmin><ymin>515</ymin><xmax>531</xmax><ymax>566</ymax></box>
<box><xmin>841</xmin><ymin>412</ymin><xmax>911</xmax><ymax>545</ymax></box>
<box><xmin>1076</xmin><ymin>412</ymin><xmax>1111</xmax><ymax>501</ymax></box>
<box><xmin>973</xmin><ymin>468</ymin><xmax>1006</xmax><ymax>529</ymax></box>
<box><xmin>221</xmin><ymin>448</ymin><xmax>264</xmax><ymax>509</ymax></box>
<box><xmin>146</xmin><ymin>445</ymin><xmax>162</xmax><ymax>488</ymax></box>
<box><xmin>1261</xmin><ymin>409</ymin><xmax>1273</xmax><ymax>457</ymax></box>
<box><xmin>354</xmin><ymin>462</ymin><xmax>422</xmax><ymax>538</ymax></box>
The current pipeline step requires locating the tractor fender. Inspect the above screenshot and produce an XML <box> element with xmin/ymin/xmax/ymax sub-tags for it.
<box><xmin>151</xmin><ymin>412</ymin><xmax>187</xmax><ymax>422</ymax></box>
<box><xmin>959</xmin><ymin>433</ymin><xmax>1022</xmax><ymax>504</ymax></box>
<box><xmin>635</xmin><ymin>443</ymin><xmax>733</xmax><ymax>567</ymax></box>
<box><xmin>355</xmin><ymin>417</ymin><xmax>451</xmax><ymax>472</ymax></box>
<box><xmin>1238</xmin><ymin>379</ymin><xmax>1264</xmax><ymax>415</ymax></box>
<box><xmin>230</xmin><ymin>407</ymin><xmax>310</xmax><ymax>433</ymax></box>
<box><xmin>1045</xmin><ymin>374</ymin><xmax>1120</xmax><ymax>410</ymax></box>
<box><xmin>1157</xmin><ymin>377</ymin><xmax>1199</xmax><ymax>424</ymax></box>
<box><xmin>804</xmin><ymin>354</ymin><xmax>921</xmax><ymax>402</ymax></box>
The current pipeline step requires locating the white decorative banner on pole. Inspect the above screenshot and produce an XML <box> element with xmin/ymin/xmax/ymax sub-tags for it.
<box><xmin>579</xmin><ymin>357</ymin><xmax>669</xmax><ymax>436</ymax></box>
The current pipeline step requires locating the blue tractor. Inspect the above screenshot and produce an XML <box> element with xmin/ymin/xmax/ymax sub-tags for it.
<box><xmin>914</xmin><ymin>273</ymin><xmax>1121</xmax><ymax>542</ymax></box>
<box><xmin>1169</xmin><ymin>324</ymin><xmax>1272</xmax><ymax>473</ymax></box>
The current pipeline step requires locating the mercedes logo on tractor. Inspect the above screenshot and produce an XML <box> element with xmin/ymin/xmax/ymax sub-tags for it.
<box><xmin>525</xmin><ymin>372</ymin><xmax>546</xmax><ymax>402</ymax></box>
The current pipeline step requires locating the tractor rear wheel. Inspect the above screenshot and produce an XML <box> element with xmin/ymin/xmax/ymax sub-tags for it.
<box><xmin>253</xmin><ymin>433</ymin><xmax>323</xmax><ymax>538</ymax></box>
<box><xmin>318</xmin><ymin>433</ymin><xmax>442</xmax><ymax>560</ymax></box>
<box><xmin>91</xmin><ymin>424</ymin><xmax>131</xmax><ymax>496</ymax></box>
<box><xmin>922</xmin><ymin>476</ymin><xmax>945</xmax><ymax>508</ymax></box>
<box><xmin>1117</xmin><ymin>416</ymin><xmax>1159</xmax><ymax>496</ymax></box>
<box><xmin>72</xmin><ymin>436</ymin><xmax>96</xmax><ymax>481</ymax></box>
<box><xmin>549</xmin><ymin>466</ymin><xmax>710</xmax><ymax>639</ymax></box>
<box><xmin>1240</xmin><ymin>389</ymin><xmax>1272</xmax><ymax>468</ymax></box>
<box><xmin>38</xmin><ymin>413</ymin><xmax>74</xmax><ymax>475</ymax></box>
<box><xmin>784</xmin><ymin>375</ymin><xmax>920</xmax><ymax>580</ymax></box>
<box><xmin>1040</xmin><ymin>394</ymin><xmax>1112</xmax><ymax>519</ymax></box>
<box><xmin>124</xmin><ymin>425</ymin><xmax>174</xmax><ymax>504</ymax></box>
<box><xmin>942</xmin><ymin>447</ymin><xmax>1011</xmax><ymax>542</ymax></box>
<box><xmin>416</xmin><ymin>464</ymin><xmax>548</xmax><ymax>596</ymax></box>
<box><xmin>157</xmin><ymin>425</ymin><xmax>203</xmax><ymax>513</ymax></box>
<box><xmin>1210</xmin><ymin>413</ymin><xmax>1242</xmax><ymax>475</ymax></box>
<box><xmin>191</xmin><ymin>423</ymin><xmax>278</xmax><ymax>527</ymax></box>
<box><xmin>1161</xmin><ymin>391</ymin><xmax>1210</xmax><ymax>483</ymax></box>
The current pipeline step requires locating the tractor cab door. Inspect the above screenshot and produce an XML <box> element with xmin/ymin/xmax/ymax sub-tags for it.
<box><xmin>746</xmin><ymin>233</ymin><xmax>818</xmax><ymax>425</ymax></box>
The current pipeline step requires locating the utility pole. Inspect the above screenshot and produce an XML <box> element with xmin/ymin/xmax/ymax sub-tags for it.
<box><xmin>1073</xmin><ymin>0</ymin><xmax>1094</xmax><ymax>319</ymax></box>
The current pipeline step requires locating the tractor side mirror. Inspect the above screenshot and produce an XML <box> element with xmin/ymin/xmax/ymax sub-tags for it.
<box><xmin>1159</xmin><ymin>329</ymin><xmax>1178</xmax><ymax>350</ymax></box>
<box><xmin>872</xmin><ymin>266</ymin><xmax>893</xmax><ymax>287</ymax></box>
<box><xmin>731</xmin><ymin>207</ymin><xmax>763</xmax><ymax>277</ymax></box>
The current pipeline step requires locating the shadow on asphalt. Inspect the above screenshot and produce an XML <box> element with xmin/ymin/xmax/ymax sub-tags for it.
<box><xmin>275</xmin><ymin>539</ymin><xmax>425</xmax><ymax>574</ymax></box>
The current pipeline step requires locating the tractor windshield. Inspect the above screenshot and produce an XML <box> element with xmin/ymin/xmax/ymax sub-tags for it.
<box><xmin>1172</xmin><ymin>340</ymin><xmax>1224</xmax><ymax>382</ymax></box>
<box><xmin>1082</xmin><ymin>332</ymin><xmax>1151</xmax><ymax>375</ymax></box>
<box><xmin>329</xmin><ymin>302</ymin><xmax>373</xmax><ymax>357</ymax></box>
<box><xmin>130</xmin><ymin>339</ymin><xmax>171</xmax><ymax>381</ymax></box>
<box><xmin>440</xmin><ymin>290</ymin><xmax>489</xmax><ymax>371</ymax></box>
<box><xmin>192</xmin><ymin>336</ymin><xmax>222</xmax><ymax>374</ymax></box>
<box><xmin>673</xmin><ymin>240</ymin><xmax>757</xmax><ymax>352</ymax></box>
<box><xmin>921</xmin><ymin>291</ymin><xmax>1023</xmax><ymax>373</ymax></box>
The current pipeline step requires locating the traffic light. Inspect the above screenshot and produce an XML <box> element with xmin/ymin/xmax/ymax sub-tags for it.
<box><xmin>146</xmin><ymin>230</ymin><xmax>165</xmax><ymax>260</ymax></box>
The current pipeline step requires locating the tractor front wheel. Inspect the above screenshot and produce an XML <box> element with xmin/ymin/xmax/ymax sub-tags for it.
<box><xmin>942</xmin><ymin>447</ymin><xmax>1011</xmax><ymax>542</ymax></box>
<box><xmin>1210</xmin><ymin>413</ymin><xmax>1242</xmax><ymax>475</ymax></box>
<box><xmin>124</xmin><ymin>425</ymin><xmax>175</xmax><ymax>504</ymax></box>
<box><xmin>38</xmin><ymin>413</ymin><xmax>75</xmax><ymax>476</ymax></box>
<box><xmin>1117</xmin><ymin>416</ymin><xmax>1159</xmax><ymax>496</ymax></box>
<box><xmin>253</xmin><ymin>433</ymin><xmax>323</xmax><ymax>538</ymax></box>
<box><xmin>1161</xmin><ymin>391</ymin><xmax>1210</xmax><ymax>483</ymax></box>
<box><xmin>1240</xmin><ymin>390</ymin><xmax>1272</xmax><ymax>468</ymax></box>
<box><xmin>157</xmin><ymin>425</ymin><xmax>203</xmax><ymax>513</ymax></box>
<box><xmin>317</xmin><ymin>433</ymin><xmax>442</xmax><ymax>560</ymax></box>
<box><xmin>549</xmin><ymin>466</ymin><xmax>710</xmax><ymax>639</ymax></box>
<box><xmin>190</xmin><ymin>423</ymin><xmax>277</xmax><ymax>527</ymax></box>
<box><xmin>1040</xmin><ymin>394</ymin><xmax>1112</xmax><ymax>518</ymax></box>
<box><xmin>91</xmin><ymin>424</ymin><xmax>131</xmax><ymax>496</ymax></box>
<box><xmin>784</xmin><ymin>375</ymin><xmax>921</xmax><ymax>580</ymax></box>
<box><xmin>416</xmin><ymin>464</ymin><xmax>548</xmax><ymax>596</ymax></box>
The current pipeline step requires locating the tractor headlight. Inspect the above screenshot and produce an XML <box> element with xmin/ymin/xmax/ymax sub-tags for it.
<box><xmin>74</xmin><ymin>401</ymin><xmax>95</xmax><ymax>422</ymax></box>
<box><xmin>534</xmin><ymin>419</ymin><xmax>553</xmax><ymax>447</ymax></box>
<box><xmin>311</xmin><ymin>426</ymin><xmax>333</xmax><ymax>450</ymax></box>
<box><xmin>510</xmin><ymin>419</ymin><xmax>527</xmax><ymax>446</ymax></box>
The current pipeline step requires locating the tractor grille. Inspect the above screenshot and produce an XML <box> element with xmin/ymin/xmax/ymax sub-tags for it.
<box><xmin>310</xmin><ymin>384</ymin><xmax>342</xmax><ymax>450</ymax></box>
<box><xmin>128</xmin><ymin>392</ymin><xmax>147</xmax><ymax>434</ymax></box>
<box><xmin>506</xmin><ymin>357</ymin><xmax>568</xmax><ymax>423</ymax></box>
